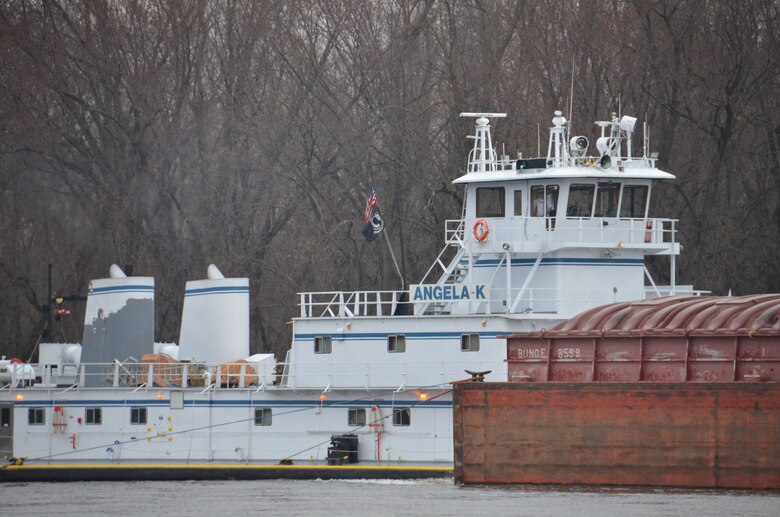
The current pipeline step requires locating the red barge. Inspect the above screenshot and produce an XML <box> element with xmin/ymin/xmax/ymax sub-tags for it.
<box><xmin>453</xmin><ymin>294</ymin><xmax>780</xmax><ymax>489</ymax></box>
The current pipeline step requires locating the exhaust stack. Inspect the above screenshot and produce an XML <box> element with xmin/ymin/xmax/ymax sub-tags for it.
<box><xmin>80</xmin><ymin>264</ymin><xmax>155</xmax><ymax>386</ymax></box>
<box><xmin>178</xmin><ymin>265</ymin><xmax>249</xmax><ymax>364</ymax></box>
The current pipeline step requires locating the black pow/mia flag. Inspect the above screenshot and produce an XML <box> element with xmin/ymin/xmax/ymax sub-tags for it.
<box><xmin>362</xmin><ymin>210</ymin><xmax>384</xmax><ymax>242</ymax></box>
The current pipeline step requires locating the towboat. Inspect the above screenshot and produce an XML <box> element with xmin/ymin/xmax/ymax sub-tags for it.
<box><xmin>0</xmin><ymin>110</ymin><xmax>700</xmax><ymax>480</ymax></box>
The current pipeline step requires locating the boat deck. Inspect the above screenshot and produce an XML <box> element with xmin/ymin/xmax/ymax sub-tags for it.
<box><xmin>0</xmin><ymin>459</ymin><xmax>453</xmax><ymax>482</ymax></box>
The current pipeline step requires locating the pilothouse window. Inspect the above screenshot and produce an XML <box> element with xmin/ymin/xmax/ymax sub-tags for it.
<box><xmin>530</xmin><ymin>185</ymin><xmax>559</xmax><ymax>217</ymax></box>
<box><xmin>513</xmin><ymin>190</ymin><xmax>523</xmax><ymax>216</ymax></box>
<box><xmin>620</xmin><ymin>185</ymin><xmax>649</xmax><ymax>218</ymax></box>
<box><xmin>566</xmin><ymin>184</ymin><xmax>595</xmax><ymax>218</ymax></box>
<box><xmin>594</xmin><ymin>183</ymin><xmax>620</xmax><ymax>217</ymax></box>
<box><xmin>531</xmin><ymin>185</ymin><xmax>559</xmax><ymax>229</ymax></box>
<box><xmin>476</xmin><ymin>187</ymin><xmax>505</xmax><ymax>217</ymax></box>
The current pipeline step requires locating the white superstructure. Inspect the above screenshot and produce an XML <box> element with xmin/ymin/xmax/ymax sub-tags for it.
<box><xmin>0</xmin><ymin>110</ymin><xmax>700</xmax><ymax>467</ymax></box>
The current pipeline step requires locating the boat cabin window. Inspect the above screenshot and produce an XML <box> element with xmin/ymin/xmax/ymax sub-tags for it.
<box><xmin>566</xmin><ymin>184</ymin><xmax>595</xmax><ymax>218</ymax></box>
<box><xmin>513</xmin><ymin>190</ymin><xmax>523</xmax><ymax>216</ymax></box>
<box><xmin>392</xmin><ymin>408</ymin><xmax>411</xmax><ymax>426</ymax></box>
<box><xmin>28</xmin><ymin>408</ymin><xmax>45</xmax><ymax>425</ymax></box>
<box><xmin>476</xmin><ymin>187</ymin><xmax>505</xmax><ymax>217</ymax></box>
<box><xmin>348</xmin><ymin>408</ymin><xmax>366</xmax><ymax>426</ymax></box>
<box><xmin>388</xmin><ymin>334</ymin><xmax>406</xmax><ymax>353</ymax></box>
<box><xmin>594</xmin><ymin>183</ymin><xmax>620</xmax><ymax>217</ymax></box>
<box><xmin>130</xmin><ymin>407</ymin><xmax>147</xmax><ymax>425</ymax></box>
<box><xmin>530</xmin><ymin>185</ymin><xmax>559</xmax><ymax>217</ymax></box>
<box><xmin>1</xmin><ymin>407</ymin><xmax>9</xmax><ymax>427</ymax></box>
<box><xmin>254</xmin><ymin>408</ymin><xmax>272</xmax><ymax>426</ymax></box>
<box><xmin>461</xmin><ymin>334</ymin><xmax>480</xmax><ymax>352</ymax></box>
<box><xmin>620</xmin><ymin>185</ymin><xmax>649</xmax><ymax>218</ymax></box>
<box><xmin>86</xmin><ymin>408</ymin><xmax>102</xmax><ymax>425</ymax></box>
<box><xmin>314</xmin><ymin>336</ymin><xmax>332</xmax><ymax>354</ymax></box>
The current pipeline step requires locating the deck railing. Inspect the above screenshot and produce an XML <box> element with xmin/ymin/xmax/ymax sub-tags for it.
<box><xmin>297</xmin><ymin>286</ymin><xmax>705</xmax><ymax>318</ymax></box>
<box><xmin>481</xmin><ymin>155</ymin><xmax>658</xmax><ymax>173</ymax></box>
<box><xmin>446</xmin><ymin>217</ymin><xmax>678</xmax><ymax>248</ymax></box>
<box><xmin>1</xmin><ymin>360</ymin><xmax>505</xmax><ymax>392</ymax></box>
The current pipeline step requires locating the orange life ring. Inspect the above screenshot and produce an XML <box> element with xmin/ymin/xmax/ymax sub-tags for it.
<box><xmin>473</xmin><ymin>219</ymin><xmax>489</xmax><ymax>242</ymax></box>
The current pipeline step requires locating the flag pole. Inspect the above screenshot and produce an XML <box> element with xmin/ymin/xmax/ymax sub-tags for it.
<box><xmin>382</xmin><ymin>222</ymin><xmax>405</xmax><ymax>290</ymax></box>
<box><xmin>365</xmin><ymin>180</ymin><xmax>405</xmax><ymax>290</ymax></box>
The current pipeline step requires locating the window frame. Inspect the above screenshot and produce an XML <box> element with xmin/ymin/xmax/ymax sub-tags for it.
<box><xmin>475</xmin><ymin>187</ymin><xmax>506</xmax><ymax>218</ymax></box>
<box><xmin>392</xmin><ymin>408</ymin><xmax>411</xmax><ymax>427</ymax></box>
<box><xmin>566</xmin><ymin>183</ymin><xmax>596</xmax><ymax>219</ymax></box>
<box><xmin>513</xmin><ymin>189</ymin><xmax>523</xmax><ymax>216</ymax></box>
<box><xmin>530</xmin><ymin>184</ymin><xmax>559</xmax><ymax>215</ymax></box>
<box><xmin>348</xmin><ymin>408</ymin><xmax>366</xmax><ymax>427</ymax></box>
<box><xmin>314</xmin><ymin>336</ymin><xmax>332</xmax><ymax>354</ymax></box>
<box><xmin>619</xmin><ymin>184</ymin><xmax>650</xmax><ymax>219</ymax></box>
<box><xmin>85</xmin><ymin>407</ymin><xmax>102</xmax><ymax>425</ymax></box>
<box><xmin>461</xmin><ymin>333</ymin><xmax>480</xmax><ymax>352</ymax></box>
<box><xmin>130</xmin><ymin>407</ymin><xmax>147</xmax><ymax>425</ymax></box>
<box><xmin>28</xmin><ymin>407</ymin><xmax>45</xmax><ymax>426</ymax></box>
<box><xmin>594</xmin><ymin>182</ymin><xmax>621</xmax><ymax>218</ymax></box>
<box><xmin>254</xmin><ymin>407</ymin><xmax>272</xmax><ymax>426</ymax></box>
<box><xmin>387</xmin><ymin>334</ymin><xmax>406</xmax><ymax>353</ymax></box>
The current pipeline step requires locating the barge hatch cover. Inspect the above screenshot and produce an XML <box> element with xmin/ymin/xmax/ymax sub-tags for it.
<box><xmin>507</xmin><ymin>295</ymin><xmax>780</xmax><ymax>383</ymax></box>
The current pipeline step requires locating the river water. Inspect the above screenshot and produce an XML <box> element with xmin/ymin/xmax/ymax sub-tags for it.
<box><xmin>4</xmin><ymin>479</ymin><xmax>778</xmax><ymax>516</ymax></box>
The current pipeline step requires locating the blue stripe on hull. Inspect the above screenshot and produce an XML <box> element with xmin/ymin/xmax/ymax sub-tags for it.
<box><xmin>293</xmin><ymin>331</ymin><xmax>505</xmax><ymax>341</ymax></box>
<box><xmin>470</xmin><ymin>257</ymin><xmax>643</xmax><ymax>267</ymax></box>
<box><xmin>15</xmin><ymin>399</ymin><xmax>451</xmax><ymax>409</ymax></box>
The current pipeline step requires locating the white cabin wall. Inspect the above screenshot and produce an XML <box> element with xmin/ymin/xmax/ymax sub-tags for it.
<box><xmin>13</xmin><ymin>391</ymin><xmax>456</xmax><ymax>463</ymax></box>
<box><xmin>286</xmin><ymin>315</ymin><xmax>557</xmax><ymax>389</ymax></box>
<box><xmin>554</xmin><ymin>249</ymin><xmax>646</xmax><ymax>316</ymax></box>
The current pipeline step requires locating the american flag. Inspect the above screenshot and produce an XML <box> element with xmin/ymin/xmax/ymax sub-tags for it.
<box><xmin>364</xmin><ymin>185</ymin><xmax>377</xmax><ymax>223</ymax></box>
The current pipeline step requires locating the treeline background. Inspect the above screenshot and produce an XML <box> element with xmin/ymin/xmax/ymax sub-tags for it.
<box><xmin>1</xmin><ymin>0</ymin><xmax>778</xmax><ymax>359</ymax></box>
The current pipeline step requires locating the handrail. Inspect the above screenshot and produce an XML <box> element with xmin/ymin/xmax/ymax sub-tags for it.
<box><xmin>469</xmin><ymin>154</ymin><xmax>658</xmax><ymax>172</ymax></box>
<box><xmin>10</xmin><ymin>360</ymin><xmax>509</xmax><ymax>392</ymax></box>
<box><xmin>297</xmin><ymin>285</ymin><xmax>706</xmax><ymax>319</ymax></box>
<box><xmin>443</xmin><ymin>216</ymin><xmax>679</xmax><ymax>247</ymax></box>
<box><xmin>418</xmin><ymin>221</ymin><xmax>466</xmax><ymax>286</ymax></box>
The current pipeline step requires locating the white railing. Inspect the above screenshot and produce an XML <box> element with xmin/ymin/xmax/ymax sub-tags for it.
<box><xmin>448</xmin><ymin>217</ymin><xmax>678</xmax><ymax>248</ymax></box>
<box><xmin>298</xmin><ymin>290</ymin><xmax>410</xmax><ymax>318</ymax></box>
<box><xmin>472</xmin><ymin>155</ymin><xmax>658</xmax><ymax>173</ymax></box>
<box><xmin>2</xmin><ymin>360</ymin><xmax>505</xmax><ymax>392</ymax></box>
<box><xmin>3</xmin><ymin>361</ymin><xmax>276</xmax><ymax>391</ymax></box>
<box><xmin>445</xmin><ymin>219</ymin><xmax>466</xmax><ymax>245</ymax></box>
<box><xmin>297</xmin><ymin>286</ymin><xmax>707</xmax><ymax>319</ymax></box>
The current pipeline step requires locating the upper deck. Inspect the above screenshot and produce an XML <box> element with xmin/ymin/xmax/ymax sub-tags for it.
<box><xmin>453</xmin><ymin>162</ymin><xmax>674</xmax><ymax>184</ymax></box>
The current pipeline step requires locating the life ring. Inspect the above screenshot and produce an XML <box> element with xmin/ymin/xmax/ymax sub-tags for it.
<box><xmin>473</xmin><ymin>219</ymin><xmax>489</xmax><ymax>242</ymax></box>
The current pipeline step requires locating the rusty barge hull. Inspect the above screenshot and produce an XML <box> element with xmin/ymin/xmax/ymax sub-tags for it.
<box><xmin>453</xmin><ymin>382</ymin><xmax>780</xmax><ymax>489</ymax></box>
